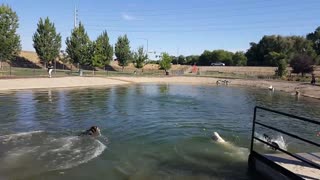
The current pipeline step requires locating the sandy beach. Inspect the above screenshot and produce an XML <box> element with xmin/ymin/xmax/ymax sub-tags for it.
<box><xmin>0</xmin><ymin>76</ymin><xmax>320</xmax><ymax>99</ymax></box>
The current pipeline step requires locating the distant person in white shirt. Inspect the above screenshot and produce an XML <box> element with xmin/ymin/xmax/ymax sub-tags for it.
<box><xmin>47</xmin><ymin>63</ymin><xmax>53</xmax><ymax>78</ymax></box>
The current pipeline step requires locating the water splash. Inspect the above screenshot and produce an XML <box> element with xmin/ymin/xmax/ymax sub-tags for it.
<box><xmin>254</xmin><ymin>132</ymin><xmax>288</xmax><ymax>151</ymax></box>
<box><xmin>0</xmin><ymin>131</ymin><xmax>106</xmax><ymax>176</ymax></box>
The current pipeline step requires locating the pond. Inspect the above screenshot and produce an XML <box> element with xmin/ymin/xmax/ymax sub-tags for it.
<box><xmin>0</xmin><ymin>84</ymin><xmax>319</xmax><ymax>179</ymax></box>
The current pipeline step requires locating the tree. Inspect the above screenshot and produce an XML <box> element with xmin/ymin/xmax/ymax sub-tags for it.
<box><xmin>288</xmin><ymin>36</ymin><xmax>316</xmax><ymax>59</ymax></box>
<box><xmin>115</xmin><ymin>34</ymin><xmax>130</xmax><ymax>69</ymax></box>
<box><xmin>133</xmin><ymin>46</ymin><xmax>147</xmax><ymax>69</ymax></box>
<box><xmin>186</xmin><ymin>55</ymin><xmax>199</xmax><ymax>65</ymax></box>
<box><xmin>65</xmin><ymin>22</ymin><xmax>91</xmax><ymax>66</ymax></box>
<box><xmin>33</xmin><ymin>17</ymin><xmax>61</xmax><ymax>66</ymax></box>
<box><xmin>0</xmin><ymin>5</ymin><xmax>21</xmax><ymax>68</ymax></box>
<box><xmin>199</xmin><ymin>50</ymin><xmax>212</xmax><ymax>65</ymax></box>
<box><xmin>246</xmin><ymin>35</ymin><xmax>291</xmax><ymax>66</ymax></box>
<box><xmin>246</xmin><ymin>35</ymin><xmax>316</xmax><ymax>66</ymax></box>
<box><xmin>171</xmin><ymin>56</ymin><xmax>178</xmax><ymax>64</ymax></box>
<box><xmin>265</xmin><ymin>52</ymin><xmax>286</xmax><ymax>67</ymax></box>
<box><xmin>290</xmin><ymin>54</ymin><xmax>314</xmax><ymax>76</ymax></box>
<box><xmin>178</xmin><ymin>55</ymin><xmax>186</xmax><ymax>65</ymax></box>
<box><xmin>277</xmin><ymin>59</ymin><xmax>287</xmax><ymax>78</ymax></box>
<box><xmin>211</xmin><ymin>50</ymin><xmax>233</xmax><ymax>65</ymax></box>
<box><xmin>307</xmin><ymin>26</ymin><xmax>320</xmax><ymax>55</ymax></box>
<box><xmin>232</xmin><ymin>51</ymin><xmax>247</xmax><ymax>66</ymax></box>
<box><xmin>92</xmin><ymin>31</ymin><xmax>113</xmax><ymax>68</ymax></box>
<box><xmin>159</xmin><ymin>52</ymin><xmax>172</xmax><ymax>72</ymax></box>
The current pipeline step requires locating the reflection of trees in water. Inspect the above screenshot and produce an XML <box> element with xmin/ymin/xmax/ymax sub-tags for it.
<box><xmin>65</xmin><ymin>88</ymin><xmax>112</xmax><ymax>119</ymax></box>
<box><xmin>112</xmin><ymin>86</ymin><xmax>131</xmax><ymax>116</ymax></box>
<box><xmin>0</xmin><ymin>92</ymin><xmax>20</xmax><ymax>131</ymax></box>
<box><xmin>158</xmin><ymin>84</ymin><xmax>169</xmax><ymax>95</ymax></box>
<box><xmin>134</xmin><ymin>84</ymin><xmax>145</xmax><ymax>96</ymax></box>
<box><xmin>33</xmin><ymin>90</ymin><xmax>59</xmax><ymax>127</ymax></box>
<box><xmin>15</xmin><ymin>91</ymin><xmax>39</xmax><ymax>130</ymax></box>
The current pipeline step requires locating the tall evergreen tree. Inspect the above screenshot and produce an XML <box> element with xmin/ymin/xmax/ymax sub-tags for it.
<box><xmin>33</xmin><ymin>17</ymin><xmax>61</xmax><ymax>65</ymax></box>
<box><xmin>92</xmin><ymin>31</ymin><xmax>113</xmax><ymax>68</ymax></box>
<box><xmin>115</xmin><ymin>34</ymin><xmax>130</xmax><ymax>69</ymax></box>
<box><xmin>0</xmin><ymin>4</ymin><xmax>21</xmax><ymax>68</ymax></box>
<box><xmin>65</xmin><ymin>22</ymin><xmax>91</xmax><ymax>66</ymax></box>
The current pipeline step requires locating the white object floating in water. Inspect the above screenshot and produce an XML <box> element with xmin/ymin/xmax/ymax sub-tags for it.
<box><xmin>268</xmin><ymin>85</ymin><xmax>274</xmax><ymax>91</ymax></box>
<box><xmin>211</xmin><ymin>132</ymin><xmax>226</xmax><ymax>143</ymax></box>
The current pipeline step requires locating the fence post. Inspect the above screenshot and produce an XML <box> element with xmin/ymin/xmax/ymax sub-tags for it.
<box><xmin>250</xmin><ymin>107</ymin><xmax>257</xmax><ymax>153</ymax></box>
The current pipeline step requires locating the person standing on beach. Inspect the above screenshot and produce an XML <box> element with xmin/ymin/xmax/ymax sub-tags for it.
<box><xmin>311</xmin><ymin>74</ymin><xmax>316</xmax><ymax>85</ymax></box>
<box><xmin>47</xmin><ymin>63</ymin><xmax>53</xmax><ymax>78</ymax></box>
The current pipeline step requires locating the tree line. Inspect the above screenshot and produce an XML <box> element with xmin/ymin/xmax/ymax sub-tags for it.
<box><xmin>0</xmin><ymin>5</ymin><xmax>172</xmax><ymax>71</ymax></box>
<box><xmin>1</xmin><ymin>4</ymin><xmax>320</xmax><ymax>76</ymax></box>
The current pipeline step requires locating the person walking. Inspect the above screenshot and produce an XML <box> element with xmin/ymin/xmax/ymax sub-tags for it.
<box><xmin>47</xmin><ymin>63</ymin><xmax>53</xmax><ymax>78</ymax></box>
<box><xmin>311</xmin><ymin>74</ymin><xmax>316</xmax><ymax>85</ymax></box>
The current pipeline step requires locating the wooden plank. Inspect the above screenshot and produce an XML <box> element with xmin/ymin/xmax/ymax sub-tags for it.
<box><xmin>263</xmin><ymin>153</ymin><xmax>320</xmax><ymax>180</ymax></box>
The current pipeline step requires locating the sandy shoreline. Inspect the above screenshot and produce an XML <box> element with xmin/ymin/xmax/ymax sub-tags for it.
<box><xmin>0</xmin><ymin>76</ymin><xmax>320</xmax><ymax>100</ymax></box>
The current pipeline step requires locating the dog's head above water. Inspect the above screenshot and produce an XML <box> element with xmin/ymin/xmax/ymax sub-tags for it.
<box><xmin>80</xmin><ymin>126</ymin><xmax>101</xmax><ymax>137</ymax></box>
<box><xmin>211</xmin><ymin>132</ymin><xmax>226</xmax><ymax>143</ymax></box>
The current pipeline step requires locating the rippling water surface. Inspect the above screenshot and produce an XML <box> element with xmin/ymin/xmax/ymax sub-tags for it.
<box><xmin>0</xmin><ymin>84</ymin><xmax>319</xmax><ymax>179</ymax></box>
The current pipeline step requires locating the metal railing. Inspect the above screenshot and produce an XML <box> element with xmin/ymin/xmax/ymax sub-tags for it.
<box><xmin>250</xmin><ymin>106</ymin><xmax>320</xmax><ymax>170</ymax></box>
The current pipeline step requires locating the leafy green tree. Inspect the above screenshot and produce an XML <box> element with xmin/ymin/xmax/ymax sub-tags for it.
<box><xmin>265</xmin><ymin>52</ymin><xmax>286</xmax><ymax>66</ymax></box>
<box><xmin>133</xmin><ymin>46</ymin><xmax>147</xmax><ymax>69</ymax></box>
<box><xmin>0</xmin><ymin>4</ymin><xmax>21</xmax><ymax>68</ymax></box>
<box><xmin>65</xmin><ymin>22</ymin><xmax>91</xmax><ymax>66</ymax></box>
<box><xmin>115</xmin><ymin>34</ymin><xmax>131</xmax><ymax>69</ymax></box>
<box><xmin>211</xmin><ymin>50</ymin><xmax>234</xmax><ymax>65</ymax></box>
<box><xmin>245</xmin><ymin>42</ymin><xmax>260</xmax><ymax>66</ymax></box>
<box><xmin>92</xmin><ymin>31</ymin><xmax>113</xmax><ymax>68</ymax></box>
<box><xmin>199</xmin><ymin>50</ymin><xmax>212</xmax><ymax>65</ymax></box>
<box><xmin>170</xmin><ymin>56</ymin><xmax>178</xmax><ymax>64</ymax></box>
<box><xmin>307</xmin><ymin>26</ymin><xmax>320</xmax><ymax>55</ymax></box>
<box><xmin>232</xmin><ymin>51</ymin><xmax>247</xmax><ymax>66</ymax></box>
<box><xmin>277</xmin><ymin>59</ymin><xmax>287</xmax><ymax>78</ymax></box>
<box><xmin>246</xmin><ymin>35</ymin><xmax>316</xmax><ymax>66</ymax></box>
<box><xmin>246</xmin><ymin>35</ymin><xmax>291</xmax><ymax>66</ymax></box>
<box><xmin>288</xmin><ymin>36</ymin><xmax>316</xmax><ymax>58</ymax></box>
<box><xmin>33</xmin><ymin>17</ymin><xmax>61</xmax><ymax>65</ymax></box>
<box><xmin>159</xmin><ymin>52</ymin><xmax>172</xmax><ymax>72</ymax></box>
<box><xmin>199</xmin><ymin>50</ymin><xmax>234</xmax><ymax>65</ymax></box>
<box><xmin>186</xmin><ymin>55</ymin><xmax>199</xmax><ymax>65</ymax></box>
<box><xmin>178</xmin><ymin>55</ymin><xmax>186</xmax><ymax>65</ymax></box>
<box><xmin>290</xmin><ymin>54</ymin><xmax>314</xmax><ymax>76</ymax></box>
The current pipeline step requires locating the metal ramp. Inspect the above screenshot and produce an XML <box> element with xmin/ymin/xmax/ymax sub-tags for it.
<box><xmin>248</xmin><ymin>106</ymin><xmax>320</xmax><ymax>180</ymax></box>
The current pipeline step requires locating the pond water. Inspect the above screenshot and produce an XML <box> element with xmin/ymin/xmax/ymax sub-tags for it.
<box><xmin>0</xmin><ymin>84</ymin><xmax>319</xmax><ymax>179</ymax></box>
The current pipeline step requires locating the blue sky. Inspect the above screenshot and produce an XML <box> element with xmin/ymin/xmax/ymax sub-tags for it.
<box><xmin>2</xmin><ymin>0</ymin><xmax>320</xmax><ymax>56</ymax></box>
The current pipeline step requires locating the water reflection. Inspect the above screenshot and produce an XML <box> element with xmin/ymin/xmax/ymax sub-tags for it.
<box><xmin>0</xmin><ymin>84</ymin><xmax>319</xmax><ymax>179</ymax></box>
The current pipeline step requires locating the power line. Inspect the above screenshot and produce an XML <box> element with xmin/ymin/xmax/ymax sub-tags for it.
<box><xmin>79</xmin><ymin>0</ymin><xmax>319</xmax><ymax>15</ymax></box>
<box><xmin>83</xmin><ymin>18</ymin><xmax>319</xmax><ymax>29</ymax></box>
<box><xmin>79</xmin><ymin>8</ymin><xmax>319</xmax><ymax>24</ymax></box>
<box><xmin>86</xmin><ymin>23</ymin><xmax>319</xmax><ymax>33</ymax></box>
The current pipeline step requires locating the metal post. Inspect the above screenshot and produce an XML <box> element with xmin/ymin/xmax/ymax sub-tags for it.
<box><xmin>146</xmin><ymin>39</ymin><xmax>149</xmax><ymax>57</ymax></box>
<box><xmin>250</xmin><ymin>107</ymin><xmax>257</xmax><ymax>153</ymax></box>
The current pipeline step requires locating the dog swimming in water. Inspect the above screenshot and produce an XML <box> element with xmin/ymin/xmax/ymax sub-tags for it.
<box><xmin>211</xmin><ymin>132</ymin><xmax>226</xmax><ymax>143</ymax></box>
<box><xmin>263</xmin><ymin>134</ymin><xmax>279</xmax><ymax>150</ymax></box>
<box><xmin>79</xmin><ymin>126</ymin><xmax>101</xmax><ymax>137</ymax></box>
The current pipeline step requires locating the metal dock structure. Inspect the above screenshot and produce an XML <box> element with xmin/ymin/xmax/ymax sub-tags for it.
<box><xmin>248</xmin><ymin>106</ymin><xmax>320</xmax><ymax>180</ymax></box>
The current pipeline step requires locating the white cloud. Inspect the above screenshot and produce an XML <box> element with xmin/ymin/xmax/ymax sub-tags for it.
<box><xmin>122</xmin><ymin>13</ymin><xmax>136</xmax><ymax>21</ymax></box>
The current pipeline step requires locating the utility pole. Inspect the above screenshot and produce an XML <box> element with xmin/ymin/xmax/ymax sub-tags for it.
<box><xmin>177</xmin><ymin>47</ymin><xmax>180</xmax><ymax>65</ymax></box>
<box><xmin>74</xmin><ymin>5</ymin><xmax>78</xmax><ymax>28</ymax></box>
